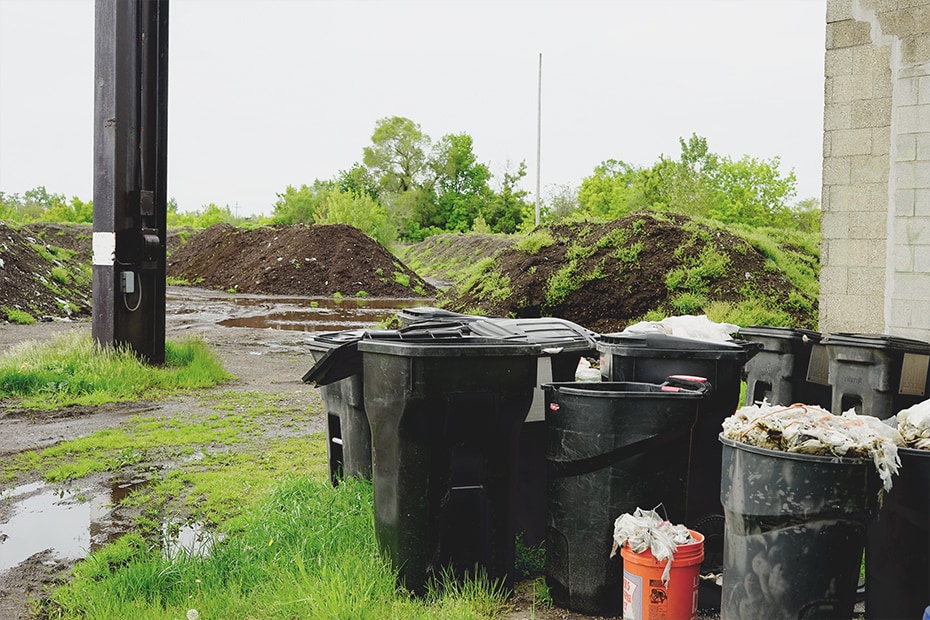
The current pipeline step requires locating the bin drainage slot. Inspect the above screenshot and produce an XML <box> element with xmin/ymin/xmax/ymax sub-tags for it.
<box><xmin>331</xmin><ymin>437</ymin><xmax>343</xmax><ymax>446</ymax></box>
<box><xmin>451</xmin><ymin>485</ymin><xmax>484</xmax><ymax>491</ymax></box>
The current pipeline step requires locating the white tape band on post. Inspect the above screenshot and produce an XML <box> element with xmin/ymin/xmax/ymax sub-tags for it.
<box><xmin>92</xmin><ymin>232</ymin><xmax>117</xmax><ymax>266</ymax></box>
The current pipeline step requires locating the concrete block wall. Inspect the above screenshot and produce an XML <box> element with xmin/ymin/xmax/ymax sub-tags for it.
<box><xmin>821</xmin><ymin>0</ymin><xmax>930</xmax><ymax>340</ymax></box>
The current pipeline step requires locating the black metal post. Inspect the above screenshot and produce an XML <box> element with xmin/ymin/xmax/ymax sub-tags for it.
<box><xmin>92</xmin><ymin>0</ymin><xmax>168</xmax><ymax>364</ymax></box>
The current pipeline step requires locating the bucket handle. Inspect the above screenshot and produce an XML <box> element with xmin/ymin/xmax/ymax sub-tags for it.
<box><xmin>548</xmin><ymin>421</ymin><xmax>695</xmax><ymax>478</ymax></box>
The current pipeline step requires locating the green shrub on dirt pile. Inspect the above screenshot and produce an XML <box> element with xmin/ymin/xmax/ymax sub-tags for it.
<box><xmin>431</xmin><ymin>211</ymin><xmax>819</xmax><ymax>333</ymax></box>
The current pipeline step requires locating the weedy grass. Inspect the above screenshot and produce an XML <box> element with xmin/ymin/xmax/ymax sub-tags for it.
<box><xmin>0</xmin><ymin>332</ymin><xmax>231</xmax><ymax>408</ymax></box>
<box><xmin>44</xmin><ymin>477</ymin><xmax>511</xmax><ymax>620</ymax></box>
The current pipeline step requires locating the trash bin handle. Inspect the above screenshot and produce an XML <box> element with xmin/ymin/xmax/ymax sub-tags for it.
<box><xmin>663</xmin><ymin>375</ymin><xmax>713</xmax><ymax>395</ymax></box>
<box><xmin>548</xmin><ymin>422</ymin><xmax>695</xmax><ymax>479</ymax></box>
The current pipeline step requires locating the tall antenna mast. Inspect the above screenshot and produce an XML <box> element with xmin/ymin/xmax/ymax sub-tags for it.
<box><xmin>535</xmin><ymin>52</ymin><xmax>542</xmax><ymax>227</ymax></box>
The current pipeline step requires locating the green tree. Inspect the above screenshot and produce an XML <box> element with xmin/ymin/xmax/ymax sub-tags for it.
<box><xmin>362</xmin><ymin>116</ymin><xmax>431</xmax><ymax>194</ymax></box>
<box><xmin>428</xmin><ymin>133</ymin><xmax>492</xmax><ymax>232</ymax></box>
<box><xmin>577</xmin><ymin>159</ymin><xmax>646</xmax><ymax>219</ymax></box>
<box><xmin>272</xmin><ymin>181</ymin><xmax>334</xmax><ymax>225</ymax></box>
<box><xmin>313</xmin><ymin>188</ymin><xmax>396</xmax><ymax>248</ymax></box>
<box><xmin>483</xmin><ymin>161</ymin><xmax>531</xmax><ymax>233</ymax></box>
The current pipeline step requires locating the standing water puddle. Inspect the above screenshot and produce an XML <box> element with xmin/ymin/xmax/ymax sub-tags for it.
<box><xmin>0</xmin><ymin>479</ymin><xmax>212</xmax><ymax>573</ymax></box>
<box><xmin>167</xmin><ymin>287</ymin><xmax>434</xmax><ymax>332</ymax></box>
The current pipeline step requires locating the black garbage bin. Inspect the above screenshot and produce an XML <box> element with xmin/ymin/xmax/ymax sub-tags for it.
<box><xmin>823</xmin><ymin>333</ymin><xmax>930</xmax><ymax>418</ymax></box>
<box><xmin>866</xmin><ymin>446</ymin><xmax>930</xmax><ymax>619</ymax></box>
<box><xmin>305</xmin><ymin>331</ymin><xmax>373</xmax><ymax>486</ymax></box>
<box><xmin>738</xmin><ymin>325</ymin><xmax>832</xmax><ymax>409</ymax></box>
<box><xmin>543</xmin><ymin>378</ymin><xmax>708</xmax><ymax>616</ymax></box>
<box><xmin>468</xmin><ymin>317</ymin><xmax>599</xmax><ymax>548</ymax></box>
<box><xmin>720</xmin><ymin>434</ymin><xmax>880</xmax><ymax>620</ymax></box>
<box><xmin>596</xmin><ymin>331</ymin><xmax>759</xmax><ymax>609</ymax></box>
<box><xmin>303</xmin><ymin>324</ymin><xmax>472</xmax><ymax>486</ymax></box>
<box><xmin>358</xmin><ymin>337</ymin><xmax>540</xmax><ymax>594</ymax></box>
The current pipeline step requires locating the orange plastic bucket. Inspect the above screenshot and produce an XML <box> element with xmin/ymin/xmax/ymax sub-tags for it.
<box><xmin>621</xmin><ymin>530</ymin><xmax>704</xmax><ymax>620</ymax></box>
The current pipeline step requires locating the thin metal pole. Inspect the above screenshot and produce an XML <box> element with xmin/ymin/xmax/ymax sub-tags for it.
<box><xmin>535</xmin><ymin>53</ymin><xmax>542</xmax><ymax>227</ymax></box>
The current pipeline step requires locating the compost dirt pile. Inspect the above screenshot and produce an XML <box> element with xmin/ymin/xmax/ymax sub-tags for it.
<box><xmin>431</xmin><ymin>212</ymin><xmax>819</xmax><ymax>334</ymax></box>
<box><xmin>167</xmin><ymin>223</ymin><xmax>435</xmax><ymax>298</ymax></box>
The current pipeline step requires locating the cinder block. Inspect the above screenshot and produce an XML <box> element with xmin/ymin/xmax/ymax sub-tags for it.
<box><xmin>853</xmin><ymin>98</ymin><xmax>893</xmax><ymax>127</ymax></box>
<box><xmin>873</xmin><ymin>126</ymin><xmax>892</xmax><ymax>155</ymax></box>
<box><xmin>852</xmin><ymin>154</ymin><xmax>891</xmax><ymax>183</ymax></box>
<box><xmin>898</xmin><ymin>76</ymin><xmax>922</xmax><ymax>107</ymax></box>
<box><xmin>896</xmin><ymin>133</ymin><xmax>918</xmax><ymax>161</ymax></box>
<box><xmin>825</xmin><ymin>101</ymin><xmax>853</xmax><ymax>130</ymax></box>
<box><xmin>913</xmin><ymin>242</ymin><xmax>930</xmax><ymax>272</ymax></box>
<box><xmin>830</xmin><ymin>19</ymin><xmax>874</xmax><ymax>48</ymax></box>
<box><xmin>916</xmin><ymin>189</ymin><xmax>930</xmax><ymax>216</ymax></box>
<box><xmin>895</xmin><ymin>215</ymin><xmax>930</xmax><ymax>244</ymax></box>
<box><xmin>917</xmin><ymin>133</ymin><xmax>930</xmax><ymax>160</ymax></box>
<box><xmin>921</xmin><ymin>76</ymin><xmax>930</xmax><ymax>105</ymax></box>
<box><xmin>903</xmin><ymin>36</ymin><xmax>930</xmax><ymax>65</ymax></box>
<box><xmin>895</xmin><ymin>160</ymin><xmax>930</xmax><ymax>190</ymax></box>
<box><xmin>894</xmin><ymin>244</ymin><xmax>915</xmax><ymax>271</ymax></box>
<box><xmin>826</xmin><ymin>0</ymin><xmax>853</xmax><ymax>23</ymax></box>
<box><xmin>853</xmin><ymin>46</ymin><xmax>892</xmax><ymax>77</ymax></box>
<box><xmin>832</xmin><ymin>73</ymin><xmax>874</xmax><ymax>102</ymax></box>
<box><xmin>819</xmin><ymin>265</ymin><xmax>850</xmax><ymax>295</ymax></box>
<box><xmin>832</xmin><ymin>127</ymin><xmax>874</xmax><ymax>155</ymax></box>
<box><xmin>895</xmin><ymin>188</ymin><xmax>917</xmax><ymax>216</ymax></box>
<box><xmin>850</xmin><ymin>209</ymin><xmax>888</xmax><ymax>238</ymax></box>
<box><xmin>821</xmin><ymin>210</ymin><xmax>851</xmax><ymax>238</ymax></box>
<box><xmin>824</xmin><ymin>156</ymin><xmax>853</xmax><ymax>185</ymax></box>
<box><xmin>825</xmin><ymin>48</ymin><xmax>854</xmax><ymax>77</ymax></box>
<box><xmin>893</xmin><ymin>271</ymin><xmax>930</xmax><ymax>299</ymax></box>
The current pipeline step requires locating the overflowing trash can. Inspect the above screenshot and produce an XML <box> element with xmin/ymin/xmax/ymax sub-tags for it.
<box><xmin>822</xmin><ymin>333</ymin><xmax>930</xmax><ymax>418</ymax></box>
<box><xmin>358</xmin><ymin>336</ymin><xmax>540</xmax><ymax>593</ymax></box>
<box><xmin>718</xmin><ymin>402</ymin><xmax>901</xmax><ymax>620</ymax></box>
<box><xmin>543</xmin><ymin>377</ymin><xmax>708</xmax><ymax>616</ymax></box>
<box><xmin>596</xmin><ymin>331</ymin><xmax>759</xmax><ymax>608</ymax></box>
<box><xmin>737</xmin><ymin>325</ymin><xmax>832</xmax><ymax>409</ymax></box>
<box><xmin>719</xmin><ymin>435</ymin><xmax>880</xmax><ymax>619</ymax></box>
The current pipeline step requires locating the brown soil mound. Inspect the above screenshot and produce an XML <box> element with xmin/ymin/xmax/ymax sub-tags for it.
<box><xmin>167</xmin><ymin>223</ymin><xmax>436</xmax><ymax>298</ymax></box>
<box><xmin>443</xmin><ymin>212</ymin><xmax>818</xmax><ymax>333</ymax></box>
<box><xmin>399</xmin><ymin>232</ymin><xmax>517</xmax><ymax>284</ymax></box>
<box><xmin>0</xmin><ymin>222</ymin><xmax>92</xmax><ymax>321</ymax></box>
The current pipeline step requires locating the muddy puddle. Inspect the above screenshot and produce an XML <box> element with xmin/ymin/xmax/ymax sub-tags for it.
<box><xmin>0</xmin><ymin>477</ymin><xmax>218</xmax><ymax>574</ymax></box>
<box><xmin>167</xmin><ymin>286</ymin><xmax>433</xmax><ymax>333</ymax></box>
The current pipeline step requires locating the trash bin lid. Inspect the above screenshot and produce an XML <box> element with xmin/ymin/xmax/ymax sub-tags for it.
<box><xmin>302</xmin><ymin>326</ymin><xmax>471</xmax><ymax>385</ymax></box>
<box><xmin>738</xmin><ymin>325</ymin><xmax>824</xmax><ymax>344</ymax></box>
<box><xmin>598</xmin><ymin>331</ymin><xmax>757</xmax><ymax>360</ymax></box>
<box><xmin>468</xmin><ymin>317</ymin><xmax>597</xmax><ymax>353</ymax></box>
<box><xmin>398</xmin><ymin>306</ymin><xmax>479</xmax><ymax>322</ymax></box>
<box><xmin>822</xmin><ymin>333</ymin><xmax>930</xmax><ymax>353</ymax></box>
<box><xmin>358</xmin><ymin>336</ymin><xmax>541</xmax><ymax>357</ymax></box>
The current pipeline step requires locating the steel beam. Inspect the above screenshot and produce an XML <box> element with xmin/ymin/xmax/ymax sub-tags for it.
<box><xmin>92</xmin><ymin>0</ymin><xmax>168</xmax><ymax>364</ymax></box>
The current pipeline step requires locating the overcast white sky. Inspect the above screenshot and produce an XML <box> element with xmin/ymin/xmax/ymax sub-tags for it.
<box><xmin>0</xmin><ymin>0</ymin><xmax>827</xmax><ymax>218</ymax></box>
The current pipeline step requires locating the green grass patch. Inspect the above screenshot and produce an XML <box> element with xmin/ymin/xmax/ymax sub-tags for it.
<box><xmin>514</xmin><ymin>229</ymin><xmax>555</xmax><ymax>254</ymax></box>
<box><xmin>2</xmin><ymin>307</ymin><xmax>36</xmax><ymax>325</ymax></box>
<box><xmin>44</xmin><ymin>476</ymin><xmax>510</xmax><ymax>620</ymax></box>
<box><xmin>0</xmin><ymin>333</ymin><xmax>231</xmax><ymax>409</ymax></box>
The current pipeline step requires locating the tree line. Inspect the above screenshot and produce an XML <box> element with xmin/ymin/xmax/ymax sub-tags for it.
<box><xmin>1</xmin><ymin>118</ymin><xmax>819</xmax><ymax>244</ymax></box>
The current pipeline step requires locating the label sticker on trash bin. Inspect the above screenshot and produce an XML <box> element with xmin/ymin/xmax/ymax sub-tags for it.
<box><xmin>623</xmin><ymin>572</ymin><xmax>641</xmax><ymax>620</ymax></box>
<box><xmin>899</xmin><ymin>353</ymin><xmax>929</xmax><ymax>396</ymax></box>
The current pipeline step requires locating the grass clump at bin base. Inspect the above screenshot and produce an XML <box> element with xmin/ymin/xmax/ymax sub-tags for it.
<box><xmin>0</xmin><ymin>333</ymin><xmax>231</xmax><ymax>409</ymax></box>
<box><xmin>44</xmin><ymin>477</ymin><xmax>511</xmax><ymax>620</ymax></box>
